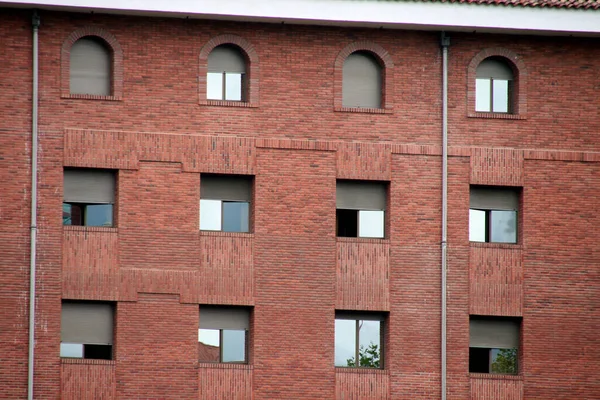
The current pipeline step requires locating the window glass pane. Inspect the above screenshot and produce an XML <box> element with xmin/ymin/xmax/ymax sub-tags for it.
<box><xmin>207</xmin><ymin>72</ymin><xmax>223</xmax><ymax>100</ymax></box>
<box><xmin>469</xmin><ymin>209</ymin><xmax>487</xmax><ymax>242</ymax></box>
<box><xmin>358</xmin><ymin>320</ymin><xmax>381</xmax><ymax>368</ymax></box>
<box><xmin>198</xmin><ymin>329</ymin><xmax>221</xmax><ymax>362</ymax></box>
<box><xmin>475</xmin><ymin>79</ymin><xmax>491</xmax><ymax>112</ymax></box>
<box><xmin>200</xmin><ymin>199</ymin><xmax>222</xmax><ymax>231</ymax></box>
<box><xmin>222</xmin><ymin>330</ymin><xmax>246</xmax><ymax>362</ymax></box>
<box><xmin>85</xmin><ymin>204</ymin><xmax>113</xmax><ymax>227</ymax></box>
<box><xmin>491</xmin><ymin>348</ymin><xmax>518</xmax><ymax>374</ymax></box>
<box><xmin>222</xmin><ymin>201</ymin><xmax>249</xmax><ymax>233</ymax></box>
<box><xmin>492</xmin><ymin>80</ymin><xmax>509</xmax><ymax>112</ymax></box>
<box><xmin>490</xmin><ymin>210</ymin><xmax>517</xmax><ymax>243</ymax></box>
<box><xmin>335</xmin><ymin>319</ymin><xmax>357</xmax><ymax>367</ymax></box>
<box><xmin>63</xmin><ymin>203</ymin><xmax>72</xmax><ymax>225</ymax></box>
<box><xmin>358</xmin><ymin>210</ymin><xmax>384</xmax><ymax>238</ymax></box>
<box><xmin>225</xmin><ymin>73</ymin><xmax>243</xmax><ymax>101</ymax></box>
<box><xmin>60</xmin><ymin>343</ymin><xmax>83</xmax><ymax>358</ymax></box>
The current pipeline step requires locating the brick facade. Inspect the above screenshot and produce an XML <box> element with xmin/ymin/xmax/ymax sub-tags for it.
<box><xmin>1</xmin><ymin>7</ymin><xmax>599</xmax><ymax>399</ymax></box>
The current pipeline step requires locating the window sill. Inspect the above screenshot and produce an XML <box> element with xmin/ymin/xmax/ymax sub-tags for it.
<box><xmin>335</xmin><ymin>367</ymin><xmax>387</xmax><ymax>374</ymax></box>
<box><xmin>469</xmin><ymin>241</ymin><xmax>521</xmax><ymax>250</ymax></box>
<box><xmin>337</xmin><ymin>236</ymin><xmax>389</xmax><ymax>244</ymax></box>
<box><xmin>200</xmin><ymin>100</ymin><xmax>257</xmax><ymax>108</ymax></box>
<box><xmin>198</xmin><ymin>362</ymin><xmax>252</xmax><ymax>370</ymax></box>
<box><xmin>62</xmin><ymin>94</ymin><xmax>122</xmax><ymax>101</ymax></box>
<box><xmin>469</xmin><ymin>372</ymin><xmax>522</xmax><ymax>380</ymax></box>
<box><xmin>200</xmin><ymin>231</ymin><xmax>254</xmax><ymax>238</ymax></box>
<box><xmin>468</xmin><ymin>112</ymin><xmax>525</xmax><ymax>120</ymax></box>
<box><xmin>61</xmin><ymin>358</ymin><xmax>115</xmax><ymax>366</ymax></box>
<box><xmin>335</xmin><ymin>106</ymin><xmax>392</xmax><ymax>114</ymax></box>
<box><xmin>63</xmin><ymin>225</ymin><xmax>117</xmax><ymax>233</ymax></box>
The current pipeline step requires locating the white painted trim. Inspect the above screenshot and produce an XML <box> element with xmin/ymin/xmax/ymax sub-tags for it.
<box><xmin>2</xmin><ymin>0</ymin><xmax>600</xmax><ymax>35</ymax></box>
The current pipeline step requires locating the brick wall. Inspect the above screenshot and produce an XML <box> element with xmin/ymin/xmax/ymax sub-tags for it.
<box><xmin>0</xmin><ymin>8</ymin><xmax>599</xmax><ymax>400</ymax></box>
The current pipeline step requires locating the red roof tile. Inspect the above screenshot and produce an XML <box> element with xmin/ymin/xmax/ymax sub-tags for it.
<box><xmin>420</xmin><ymin>0</ymin><xmax>600</xmax><ymax>10</ymax></box>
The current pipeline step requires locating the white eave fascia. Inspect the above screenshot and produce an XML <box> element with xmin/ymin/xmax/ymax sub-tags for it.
<box><xmin>1</xmin><ymin>0</ymin><xmax>599</xmax><ymax>36</ymax></box>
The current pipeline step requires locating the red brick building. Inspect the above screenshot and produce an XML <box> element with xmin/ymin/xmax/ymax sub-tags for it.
<box><xmin>1</xmin><ymin>1</ymin><xmax>599</xmax><ymax>399</ymax></box>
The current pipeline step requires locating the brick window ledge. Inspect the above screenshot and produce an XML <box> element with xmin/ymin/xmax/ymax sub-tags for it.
<box><xmin>62</xmin><ymin>94</ymin><xmax>122</xmax><ymax>101</ymax></box>
<box><xmin>199</xmin><ymin>231</ymin><xmax>254</xmax><ymax>238</ymax></box>
<box><xmin>198</xmin><ymin>363</ymin><xmax>252</xmax><ymax>370</ymax></box>
<box><xmin>469</xmin><ymin>372</ymin><xmax>522</xmax><ymax>380</ymax></box>
<box><xmin>335</xmin><ymin>106</ymin><xmax>392</xmax><ymax>114</ymax></box>
<box><xmin>336</xmin><ymin>367</ymin><xmax>388</xmax><ymax>375</ymax></box>
<box><xmin>199</xmin><ymin>100</ymin><xmax>258</xmax><ymax>108</ymax></box>
<box><xmin>469</xmin><ymin>242</ymin><xmax>522</xmax><ymax>250</ymax></box>
<box><xmin>468</xmin><ymin>112</ymin><xmax>525</xmax><ymax>120</ymax></box>
<box><xmin>61</xmin><ymin>358</ymin><xmax>115</xmax><ymax>366</ymax></box>
<box><xmin>337</xmin><ymin>236</ymin><xmax>390</xmax><ymax>245</ymax></box>
<box><xmin>63</xmin><ymin>225</ymin><xmax>118</xmax><ymax>233</ymax></box>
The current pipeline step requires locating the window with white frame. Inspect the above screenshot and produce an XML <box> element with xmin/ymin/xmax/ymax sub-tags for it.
<box><xmin>469</xmin><ymin>316</ymin><xmax>520</xmax><ymax>374</ymax></box>
<box><xmin>336</xmin><ymin>180</ymin><xmax>386</xmax><ymax>238</ymax></box>
<box><xmin>63</xmin><ymin>168</ymin><xmax>115</xmax><ymax>227</ymax></box>
<box><xmin>61</xmin><ymin>301</ymin><xmax>114</xmax><ymax>360</ymax></box>
<box><xmin>199</xmin><ymin>306</ymin><xmax>250</xmax><ymax>363</ymax></box>
<box><xmin>469</xmin><ymin>186</ymin><xmax>519</xmax><ymax>244</ymax></box>
<box><xmin>475</xmin><ymin>58</ymin><xmax>514</xmax><ymax>113</ymax></box>
<box><xmin>207</xmin><ymin>45</ymin><xmax>247</xmax><ymax>101</ymax></box>
<box><xmin>200</xmin><ymin>175</ymin><xmax>252</xmax><ymax>232</ymax></box>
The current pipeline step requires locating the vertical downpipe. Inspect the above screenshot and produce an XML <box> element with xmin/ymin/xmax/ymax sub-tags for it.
<box><xmin>440</xmin><ymin>31</ymin><xmax>450</xmax><ymax>400</ymax></box>
<box><xmin>28</xmin><ymin>10</ymin><xmax>40</xmax><ymax>400</ymax></box>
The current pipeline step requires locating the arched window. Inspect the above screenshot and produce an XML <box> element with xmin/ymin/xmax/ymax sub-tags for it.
<box><xmin>207</xmin><ymin>45</ymin><xmax>247</xmax><ymax>101</ymax></box>
<box><xmin>342</xmin><ymin>52</ymin><xmax>382</xmax><ymax>109</ymax></box>
<box><xmin>476</xmin><ymin>58</ymin><xmax>514</xmax><ymax>113</ymax></box>
<box><xmin>70</xmin><ymin>37</ymin><xmax>112</xmax><ymax>96</ymax></box>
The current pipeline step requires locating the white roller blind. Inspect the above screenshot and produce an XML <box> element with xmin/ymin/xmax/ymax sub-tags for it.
<box><xmin>477</xmin><ymin>59</ymin><xmax>513</xmax><ymax>80</ymax></box>
<box><xmin>201</xmin><ymin>175</ymin><xmax>251</xmax><ymax>201</ymax></box>
<box><xmin>208</xmin><ymin>46</ymin><xmax>246</xmax><ymax>73</ymax></box>
<box><xmin>61</xmin><ymin>302</ymin><xmax>114</xmax><ymax>344</ymax></box>
<box><xmin>70</xmin><ymin>37</ymin><xmax>111</xmax><ymax>96</ymax></box>
<box><xmin>470</xmin><ymin>319</ymin><xmax>519</xmax><ymax>348</ymax></box>
<box><xmin>200</xmin><ymin>306</ymin><xmax>249</xmax><ymax>330</ymax></box>
<box><xmin>470</xmin><ymin>187</ymin><xmax>518</xmax><ymax>211</ymax></box>
<box><xmin>342</xmin><ymin>52</ymin><xmax>382</xmax><ymax>108</ymax></box>
<box><xmin>64</xmin><ymin>169</ymin><xmax>115</xmax><ymax>204</ymax></box>
<box><xmin>337</xmin><ymin>181</ymin><xmax>386</xmax><ymax>210</ymax></box>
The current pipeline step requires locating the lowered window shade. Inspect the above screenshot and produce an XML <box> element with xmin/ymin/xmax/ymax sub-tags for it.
<box><xmin>335</xmin><ymin>311</ymin><xmax>385</xmax><ymax>321</ymax></box>
<box><xmin>64</xmin><ymin>169</ymin><xmax>115</xmax><ymax>204</ymax></box>
<box><xmin>70</xmin><ymin>37</ymin><xmax>111</xmax><ymax>96</ymax></box>
<box><xmin>201</xmin><ymin>175</ymin><xmax>251</xmax><ymax>202</ymax></box>
<box><xmin>337</xmin><ymin>181</ymin><xmax>386</xmax><ymax>210</ymax></box>
<box><xmin>477</xmin><ymin>59</ymin><xmax>514</xmax><ymax>80</ymax></box>
<box><xmin>208</xmin><ymin>45</ymin><xmax>246</xmax><ymax>74</ymax></box>
<box><xmin>342</xmin><ymin>52</ymin><xmax>382</xmax><ymax>108</ymax></box>
<box><xmin>200</xmin><ymin>307</ymin><xmax>249</xmax><ymax>330</ymax></box>
<box><xmin>470</xmin><ymin>187</ymin><xmax>518</xmax><ymax>211</ymax></box>
<box><xmin>61</xmin><ymin>302</ymin><xmax>113</xmax><ymax>345</ymax></box>
<box><xmin>470</xmin><ymin>319</ymin><xmax>519</xmax><ymax>349</ymax></box>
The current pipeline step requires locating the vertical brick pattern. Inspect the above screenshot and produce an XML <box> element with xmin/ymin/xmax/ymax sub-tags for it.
<box><xmin>199</xmin><ymin>233</ymin><xmax>254</xmax><ymax>305</ymax></box>
<box><xmin>254</xmin><ymin>149</ymin><xmax>336</xmax><ymax>399</ymax></box>
<box><xmin>470</xmin><ymin>148</ymin><xmax>524</xmax><ymax>186</ymax></box>
<box><xmin>61</xmin><ymin>361</ymin><xmax>116</xmax><ymax>400</ymax></box>
<box><xmin>62</xmin><ymin>227</ymin><xmax>119</xmax><ymax>300</ymax></box>
<box><xmin>198</xmin><ymin>365</ymin><xmax>252</xmax><ymax>400</ymax></box>
<box><xmin>335</xmin><ymin>370</ymin><xmax>389</xmax><ymax>399</ymax></box>
<box><xmin>470</xmin><ymin>376</ymin><xmax>523</xmax><ymax>400</ymax></box>
<box><xmin>336</xmin><ymin>239</ymin><xmax>389</xmax><ymax>311</ymax></box>
<box><xmin>337</xmin><ymin>142</ymin><xmax>391</xmax><ymax>181</ymax></box>
<box><xmin>469</xmin><ymin>246</ymin><xmax>523</xmax><ymax>316</ymax></box>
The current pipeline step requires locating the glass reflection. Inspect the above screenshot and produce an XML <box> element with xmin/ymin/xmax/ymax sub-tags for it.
<box><xmin>490</xmin><ymin>210</ymin><xmax>517</xmax><ymax>243</ymax></box>
<box><xmin>335</xmin><ymin>319</ymin><xmax>356</xmax><ymax>367</ymax></box>
<box><xmin>358</xmin><ymin>320</ymin><xmax>381</xmax><ymax>368</ymax></box>
<box><xmin>223</xmin><ymin>201</ymin><xmax>249</xmax><ymax>232</ymax></box>
<box><xmin>358</xmin><ymin>210</ymin><xmax>384</xmax><ymax>238</ymax></box>
<box><xmin>222</xmin><ymin>330</ymin><xmax>245</xmax><ymax>362</ymax></box>
<box><xmin>469</xmin><ymin>209</ymin><xmax>486</xmax><ymax>242</ymax></box>
<box><xmin>86</xmin><ymin>204</ymin><xmax>113</xmax><ymax>227</ymax></box>
<box><xmin>493</xmin><ymin>80</ymin><xmax>509</xmax><ymax>112</ymax></box>
<box><xmin>200</xmin><ymin>199</ymin><xmax>222</xmax><ymax>231</ymax></box>
<box><xmin>207</xmin><ymin>72</ymin><xmax>223</xmax><ymax>100</ymax></box>
<box><xmin>225</xmin><ymin>73</ymin><xmax>243</xmax><ymax>101</ymax></box>
<box><xmin>60</xmin><ymin>343</ymin><xmax>83</xmax><ymax>358</ymax></box>
<box><xmin>475</xmin><ymin>79</ymin><xmax>491</xmax><ymax>112</ymax></box>
<box><xmin>198</xmin><ymin>329</ymin><xmax>220</xmax><ymax>363</ymax></box>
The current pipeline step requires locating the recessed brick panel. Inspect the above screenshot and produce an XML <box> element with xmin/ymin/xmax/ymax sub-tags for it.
<box><xmin>470</xmin><ymin>376</ymin><xmax>522</xmax><ymax>400</ymax></box>
<box><xmin>335</xmin><ymin>370</ymin><xmax>389</xmax><ymax>399</ymax></box>
<box><xmin>198</xmin><ymin>365</ymin><xmax>252</xmax><ymax>400</ymax></box>
<box><xmin>61</xmin><ymin>360</ymin><xmax>116</xmax><ymax>400</ymax></box>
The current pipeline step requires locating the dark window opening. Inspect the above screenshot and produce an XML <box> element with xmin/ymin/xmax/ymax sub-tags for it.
<box><xmin>84</xmin><ymin>344</ymin><xmax>112</xmax><ymax>360</ymax></box>
<box><xmin>337</xmin><ymin>209</ymin><xmax>358</xmax><ymax>237</ymax></box>
<box><xmin>63</xmin><ymin>203</ymin><xmax>113</xmax><ymax>227</ymax></box>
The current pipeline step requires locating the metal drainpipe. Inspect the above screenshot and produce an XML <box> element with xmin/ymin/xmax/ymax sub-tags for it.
<box><xmin>440</xmin><ymin>31</ymin><xmax>450</xmax><ymax>400</ymax></box>
<box><xmin>28</xmin><ymin>10</ymin><xmax>40</xmax><ymax>400</ymax></box>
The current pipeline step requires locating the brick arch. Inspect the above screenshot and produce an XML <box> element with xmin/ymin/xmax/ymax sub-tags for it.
<box><xmin>199</xmin><ymin>34</ymin><xmax>259</xmax><ymax>106</ymax></box>
<box><xmin>334</xmin><ymin>41</ymin><xmax>394</xmax><ymax>113</ymax></box>
<box><xmin>467</xmin><ymin>47</ymin><xmax>527</xmax><ymax>118</ymax></box>
<box><xmin>61</xmin><ymin>27</ymin><xmax>124</xmax><ymax>100</ymax></box>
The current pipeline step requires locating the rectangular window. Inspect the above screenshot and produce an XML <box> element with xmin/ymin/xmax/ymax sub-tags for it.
<box><xmin>199</xmin><ymin>306</ymin><xmax>250</xmax><ymax>363</ymax></box>
<box><xmin>336</xmin><ymin>181</ymin><xmax>387</xmax><ymax>238</ymax></box>
<box><xmin>335</xmin><ymin>311</ymin><xmax>384</xmax><ymax>369</ymax></box>
<box><xmin>469</xmin><ymin>186</ymin><xmax>519</xmax><ymax>243</ymax></box>
<box><xmin>469</xmin><ymin>317</ymin><xmax>520</xmax><ymax>375</ymax></box>
<box><xmin>61</xmin><ymin>301</ymin><xmax>114</xmax><ymax>360</ymax></box>
<box><xmin>200</xmin><ymin>175</ymin><xmax>252</xmax><ymax>232</ymax></box>
<box><xmin>63</xmin><ymin>169</ymin><xmax>115</xmax><ymax>227</ymax></box>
